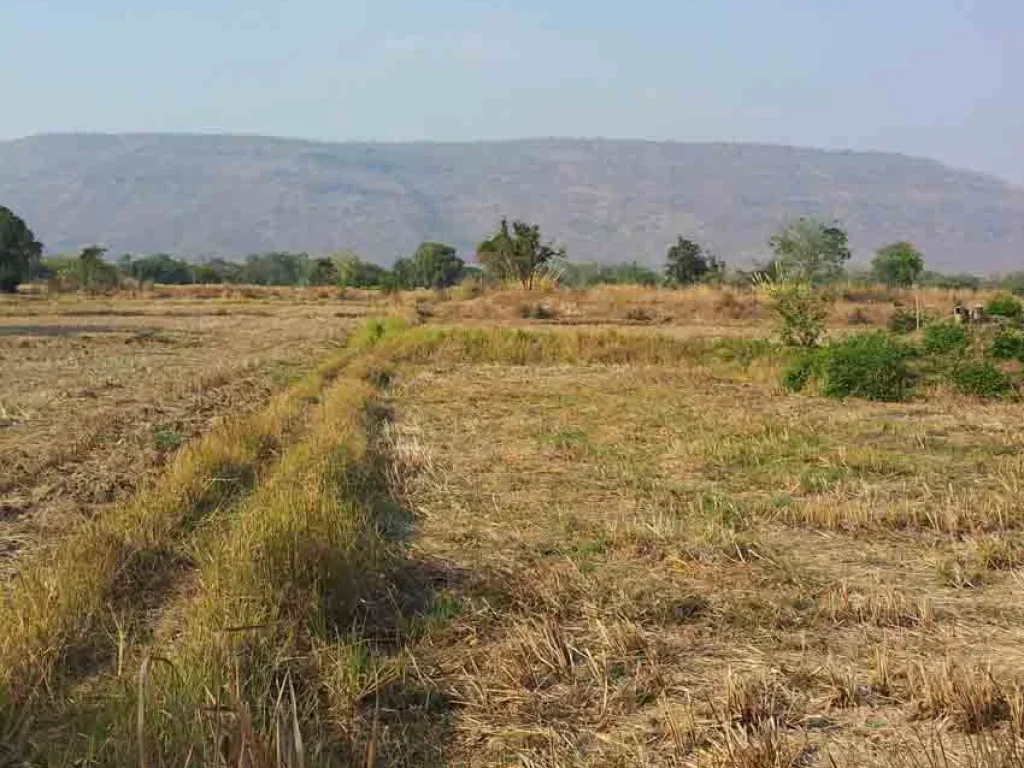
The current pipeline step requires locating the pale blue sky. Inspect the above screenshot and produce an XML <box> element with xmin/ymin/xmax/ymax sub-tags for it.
<box><xmin>5</xmin><ymin>0</ymin><xmax>1023</xmax><ymax>184</ymax></box>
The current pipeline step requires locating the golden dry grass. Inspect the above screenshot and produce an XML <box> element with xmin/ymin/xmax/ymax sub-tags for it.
<box><xmin>372</xmin><ymin>328</ymin><xmax>1024</xmax><ymax>766</ymax></box>
<box><xmin>0</xmin><ymin>293</ymin><xmax>369</xmax><ymax>574</ymax></box>
<box><xmin>421</xmin><ymin>283</ymin><xmax>997</xmax><ymax>332</ymax></box>
<box><xmin>3</xmin><ymin>304</ymin><xmax>1024</xmax><ymax>766</ymax></box>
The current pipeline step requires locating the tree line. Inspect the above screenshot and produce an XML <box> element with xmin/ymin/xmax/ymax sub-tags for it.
<box><xmin>0</xmin><ymin>203</ymin><xmax>1018</xmax><ymax>294</ymax></box>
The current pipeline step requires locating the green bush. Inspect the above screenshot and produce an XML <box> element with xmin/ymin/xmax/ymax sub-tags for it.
<box><xmin>765</xmin><ymin>280</ymin><xmax>831</xmax><ymax>348</ymax></box>
<box><xmin>986</xmin><ymin>294</ymin><xmax>1023</xmax><ymax>321</ymax></box>
<box><xmin>780</xmin><ymin>352</ymin><xmax>822</xmax><ymax>393</ymax></box>
<box><xmin>923</xmin><ymin>321</ymin><xmax>970</xmax><ymax>355</ymax></box>
<box><xmin>821</xmin><ymin>332</ymin><xmax>915</xmax><ymax>402</ymax></box>
<box><xmin>988</xmin><ymin>330</ymin><xmax>1024</xmax><ymax>361</ymax></box>
<box><xmin>951</xmin><ymin>361</ymin><xmax>1015</xmax><ymax>398</ymax></box>
<box><xmin>887</xmin><ymin>308</ymin><xmax>919</xmax><ymax>334</ymax></box>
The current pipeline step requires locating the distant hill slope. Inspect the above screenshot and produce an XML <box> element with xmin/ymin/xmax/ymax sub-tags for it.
<box><xmin>1</xmin><ymin>134</ymin><xmax>1022</xmax><ymax>271</ymax></box>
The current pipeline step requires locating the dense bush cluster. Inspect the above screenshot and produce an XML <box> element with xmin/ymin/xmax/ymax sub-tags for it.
<box><xmin>820</xmin><ymin>333</ymin><xmax>916</xmax><ymax>401</ymax></box>
<box><xmin>989</xmin><ymin>330</ymin><xmax>1024</xmax><ymax>361</ymax></box>
<box><xmin>923</xmin><ymin>321</ymin><xmax>970</xmax><ymax>355</ymax></box>
<box><xmin>782</xmin><ymin>333</ymin><xmax>916</xmax><ymax>402</ymax></box>
<box><xmin>784</xmin><ymin>316</ymin><xmax>1022</xmax><ymax>402</ymax></box>
<box><xmin>951</xmin><ymin>361</ymin><xmax>1014</xmax><ymax>398</ymax></box>
<box><xmin>986</xmin><ymin>294</ymin><xmax>1023</xmax><ymax>320</ymax></box>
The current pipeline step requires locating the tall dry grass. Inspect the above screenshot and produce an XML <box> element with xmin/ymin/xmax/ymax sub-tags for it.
<box><xmin>82</xmin><ymin>377</ymin><xmax>388</xmax><ymax>765</ymax></box>
<box><xmin>0</xmin><ymin>347</ymin><xmax>354</xmax><ymax>705</ymax></box>
<box><xmin>2</xmin><ymin>320</ymin><xmax>409</xmax><ymax>765</ymax></box>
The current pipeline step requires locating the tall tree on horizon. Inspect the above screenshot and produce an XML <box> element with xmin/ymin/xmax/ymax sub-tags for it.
<box><xmin>0</xmin><ymin>205</ymin><xmax>43</xmax><ymax>293</ymax></box>
<box><xmin>664</xmin><ymin>237</ymin><xmax>723</xmax><ymax>285</ymax></box>
<box><xmin>477</xmin><ymin>218</ymin><xmax>565</xmax><ymax>289</ymax></box>
<box><xmin>871</xmin><ymin>241</ymin><xmax>925</xmax><ymax>287</ymax></box>
<box><xmin>769</xmin><ymin>217</ymin><xmax>851</xmax><ymax>283</ymax></box>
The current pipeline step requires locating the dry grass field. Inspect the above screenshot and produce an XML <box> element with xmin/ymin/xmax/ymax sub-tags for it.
<box><xmin>0</xmin><ymin>292</ymin><xmax>375</xmax><ymax>574</ymax></box>
<box><xmin>1</xmin><ymin>284</ymin><xmax>1022</xmax><ymax>767</ymax></box>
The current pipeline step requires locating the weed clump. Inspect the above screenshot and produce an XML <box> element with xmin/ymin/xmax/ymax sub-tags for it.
<box><xmin>821</xmin><ymin>332</ymin><xmax>915</xmax><ymax>402</ymax></box>
<box><xmin>923</xmin><ymin>321</ymin><xmax>970</xmax><ymax>355</ymax></box>
<box><xmin>986</xmin><ymin>293</ymin><xmax>1023</xmax><ymax>321</ymax></box>
<box><xmin>951</xmin><ymin>361</ymin><xmax>1016</xmax><ymax>399</ymax></box>
<box><xmin>780</xmin><ymin>351</ymin><xmax>823</xmax><ymax>393</ymax></box>
<box><xmin>988</xmin><ymin>329</ymin><xmax>1024</xmax><ymax>361</ymax></box>
<box><xmin>887</xmin><ymin>308</ymin><xmax>919</xmax><ymax>334</ymax></box>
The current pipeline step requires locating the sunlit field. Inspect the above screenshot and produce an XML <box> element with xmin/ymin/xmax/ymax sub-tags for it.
<box><xmin>2</xmin><ymin>285</ymin><xmax>1022</xmax><ymax>767</ymax></box>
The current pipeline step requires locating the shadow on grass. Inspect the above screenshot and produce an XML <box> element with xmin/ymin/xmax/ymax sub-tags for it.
<box><xmin>337</xmin><ymin>398</ymin><xmax>461</xmax><ymax>767</ymax></box>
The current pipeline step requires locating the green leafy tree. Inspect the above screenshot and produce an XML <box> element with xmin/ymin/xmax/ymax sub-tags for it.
<box><xmin>332</xmin><ymin>253</ymin><xmax>388</xmax><ymax>288</ymax></box>
<box><xmin>119</xmin><ymin>253</ymin><xmax>194</xmax><ymax>284</ymax></box>
<box><xmin>560</xmin><ymin>261</ymin><xmax>660</xmax><ymax>287</ymax></box>
<box><xmin>241</xmin><ymin>252</ymin><xmax>309</xmax><ymax>285</ymax></box>
<box><xmin>477</xmin><ymin>218</ymin><xmax>565</xmax><ymax>289</ymax></box>
<box><xmin>871</xmin><ymin>242</ymin><xmax>924</xmax><ymax>287</ymax></box>
<box><xmin>664</xmin><ymin>237</ymin><xmax>723</xmax><ymax>285</ymax></box>
<box><xmin>0</xmin><ymin>206</ymin><xmax>44</xmax><ymax>293</ymax></box>
<box><xmin>769</xmin><ymin>218</ymin><xmax>851</xmax><ymax>283</ymax></box>
<box><xmin>407</xmin><ymin>242</ymin><xmax>464</xmax><ymax>289</ymax></box>
<box><xmin>73</xmin><ymin>246</ymin><xmax>119</xmax><ymax>291</ymax></box>
<box><xmin>189</xmin><ymin>263</ymin><xmax>221</xmax><ymax>284</ymax></box>
<box><xmin>190</xmin><ymin>258</ymin><xmax>244</xmax><ymax>284</ymax></box>
<box><xmin>308</xmin><ymin>257</ymin><xmax>339</xmax><ymax>286</ymax></box>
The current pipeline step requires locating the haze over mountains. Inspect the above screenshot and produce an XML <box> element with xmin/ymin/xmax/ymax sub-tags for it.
<box><xmin>1</xmin><ymin>133</ymin><xmax>1022</xmax><ymax>272</ymax></box>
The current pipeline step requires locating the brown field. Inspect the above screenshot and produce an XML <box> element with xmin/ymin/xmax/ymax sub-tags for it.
<box><xmin>1</xmin><ymin>284</ymin><xmax>1022</xmax><ymax>767</ymax></box>
<box><xmin>0</xmin><ymin>293</ymin><xmax>372</xmax><ymax>574</ymax></box>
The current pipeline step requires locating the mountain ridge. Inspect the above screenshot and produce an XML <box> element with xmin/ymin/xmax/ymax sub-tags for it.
<box><xmin>2</xmin><ymin>133</ymin><xmax>1022</xmax><ymax>271</ymax></box>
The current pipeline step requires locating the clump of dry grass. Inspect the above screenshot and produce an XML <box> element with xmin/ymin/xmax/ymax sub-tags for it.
<box><xmin>426</xmin><ymin>283</ymin><xmax>1000</xmax><ymax>331</ymax></box>
<box><xmin>879</xmin><ymin>723</ymin><xmax>1024</xmax><ymax>768</ymax></box>
<box><xmin>365</xmin><ymin>323</ymin><xmax>782</xmax><ymax>371</ymax></box>
<box><xmin>822</xmin><ymin>584</ymin><xmax>936</xmax><ymax>628</ymax></box>
<box><xmin>909</xmin><ymin>661</ymin><xmax>1023</xmax><ymax>733</ymax></box>
<box><xmin>778</xmin><ymin>486</ymin><xmax>1024</xmax><ymax>534</ymax></box>
<box><xmin>701</xmin><ymin>720</ymin><xmax>809</xmax><ymax>768</ymax></box>
<box><xmin>724</xmin><ymin>669</ymin><xmax>799</xmax><ymax>728</ymax></box>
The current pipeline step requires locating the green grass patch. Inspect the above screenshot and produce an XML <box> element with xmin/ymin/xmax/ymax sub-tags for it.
<box><xmin>822</xmin><ymin>332</ymin><xmax>916</xmax><ymax>402</ymax></box>
<box><xmin>922</xmin><ymin>321</ymin><xmax>970</xmax><ymax>356</ymax></box>
<box><xmin>951</xmin><ymin>361</ymin><xmax>1016</xmax><ymax>399</ymax></box>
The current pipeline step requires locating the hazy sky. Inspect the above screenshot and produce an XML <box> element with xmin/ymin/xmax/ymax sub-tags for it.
<box><xmin>5</xmin><ymin>0</ymin><xmax>1023</xmax><ymax>184</ymax></box>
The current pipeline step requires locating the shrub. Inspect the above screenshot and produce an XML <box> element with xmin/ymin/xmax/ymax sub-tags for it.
<box><xmin>988</xmin><ymin>330</ymin><xmax>1024</xmax><ymax>361</ymax></box>
<box><xmin>780</xmin><ymin>351</ymin><xmax>823</xmax><ymax>393</ymax></box>
<box><xmin>765</xmin><ymin>281</ymin><xmax>831</xmax><ymax>348</ymax></box>
<box><xmin>887</xmin><ymin>308</ymin><xmax>919</xmax><ymax>334</ymax></box>
<box><xmin>951</xmin><ymin>361</ymin><xmax>1015</xmax><ymax>398</ymax></box>
<box><xmin>986</xmin><ymin>294</ymin><xmax>1023</xmax><ymax>321</ymax></box>
<box><xmin>451</xmin><ymin>276</ymin><xmax>484</xmax><ymax>301</ymax></box>
<box><xmin>923</xmin><ymin>321</ymin><xmax>969</xmax><ymax>355</ymax></box>
<box><xmin>821</xmin><ymin>332</ymin><xmax>915</xmax><ymax>402</ymax></box>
